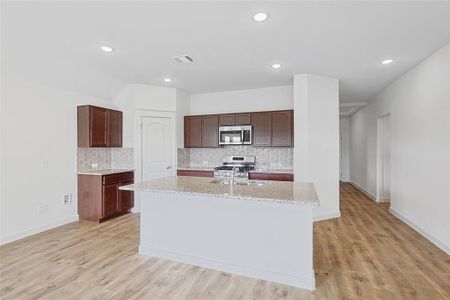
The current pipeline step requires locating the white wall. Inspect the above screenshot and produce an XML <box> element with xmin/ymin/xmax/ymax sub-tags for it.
<box><xmin>339</xmin><ymin>117</ymin><xmax>351</xmax><ymax>182</ymax></box>
<box><xmin>294</xmin><ymin>74</ymin><xmax>340</xmax><ymax>221</ymax></box>
<box><xmin>350</xmin><ymin>43</ymin><xmax>450</xmax><ymax>254</ymax></box>
<box><xmin>0</xmin><ymin>77</ymin><xmax>115</xmax><ymax>244</ymax></box>
<box><xmin>189</xmin><ymin>85</ymin><xmax>293</xmax><ymax>115</ymax></box>
<box><xmin>176</xmin><ymin>90</ymin><xmax>190</xmax><ymax>148</ymax></box>
<box><xmin>114</xmin><ymin>84</ymin><xmax>178</xmax><ymax>148</ymax></box>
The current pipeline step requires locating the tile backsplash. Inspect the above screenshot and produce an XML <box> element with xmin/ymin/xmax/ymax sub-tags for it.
<box><xmin>78</xmin><ymin>148</ymin><xmax>134</xmax><ymax>171</ymax></box>
<box><xmin>79</xmin><ymin>146</ymin><xmax>292</xmax><ymax>172</ymax></box>
<box><xmin>111</xmin><ymin>148</ymin><xmax>134</xmax><ymax>169</ymax></box>
<box><xmin>178</xmin><ymin>146</ymin><xmax>293</xmax><ymax>170</ymax></box>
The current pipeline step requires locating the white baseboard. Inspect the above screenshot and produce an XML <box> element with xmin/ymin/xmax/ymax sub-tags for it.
<box><xmin>139</xmin><ymin>245</ymin><xmax>315</xmax><ymax>290</ymax></box>
<box><xmin>0</xmin><ymin>215</ymin><xmax>79</xmax><ymax>246</ymax></box>
<box><xmin>349</xmin><ymin>182</ymin><xmax>376</xmax><ymax>201</ymax></box>
<box><xmin>314</xmin><ymin>211</ymin><xmax>341</xmax><ymax>222</ymax></box>
<box><xmin>389</xmin><ymin>208</ymin><xmax>450</xmax><ymax>255</ymax></box>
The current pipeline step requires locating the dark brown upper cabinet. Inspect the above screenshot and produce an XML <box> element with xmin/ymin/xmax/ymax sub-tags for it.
<box><xmin>184</xmin><ymin>116</ymin><xmax>202</xmax><ymax>148</ymax></box>
<box><xmin>235</xmin><ymin>113</ymin><xmax>251</xmax><ymax>125</ymax></box>
<box><xmin>78</xmin><ymin>105</ymin><xmax>123</xmax><ymax>147</ymax></box>
<box><xmin>252</xmin><ymin>112</ymin><xmax>272</xmax><ymax>147</ymax></box>
<box><xmin>184</xmin><ymin>109</ymin><xmax>293</xmax><ymax>148</ymax></box>
<box><xmin>219</xmin><ymin>113</ymin><xmax>251</xmax><ymax>126</ymax></box>
<box><xmin>107</xmin><ymin>110</ymin><xmax>122</xmax><ymax>147</ymax></box>
<box><xmin>272</xmin><ymin>110</ymin><xmax>293</xmax><ymax>147</ymax></box>
<box><xmin>201</xmin><ymin>115</ymin><xmax>219</xmax><ymax>148</ymax></box>
<box><xmin>219</xmin><ymin>114</ymin><xmax>236</xmax><ymax>126</ymax></box>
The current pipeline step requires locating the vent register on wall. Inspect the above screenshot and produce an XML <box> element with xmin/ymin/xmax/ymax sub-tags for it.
<box><xmin>184</xmin><ymin>110</ymin><xmax>293</xmax><ymax>148</ymax></box>
<box><xmin>77</xmin><ymin>105</ymin><xmax>134</xmax><ymax>223</ymax></box>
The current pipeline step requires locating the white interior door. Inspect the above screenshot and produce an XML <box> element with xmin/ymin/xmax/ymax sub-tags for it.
<box><xmin>141</xmin><ymin>116</ymin><xmax>173</xmax><ymax>181</ymax></box>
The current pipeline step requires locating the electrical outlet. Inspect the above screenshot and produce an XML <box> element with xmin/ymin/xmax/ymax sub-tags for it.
<box><xmin>38</xmin><ymin>205</ymin><xmax>48</xmax><ymax>214</ymax></box>
<box><xmin>91</xmin><ymin>163</ymin><xmax>98</xmax><ymax>168</ymax></box>
<box><xmin>63</xmin><ymin>194</ymin><xmax>72</xmax><ymax>205</ymax></box>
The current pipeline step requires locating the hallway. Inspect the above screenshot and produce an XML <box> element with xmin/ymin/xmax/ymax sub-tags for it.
<box><xmin>314</xmin><ymin>183</ymin><xmax>450</xmax><ymax>299</ymax></box>
<box><xmin>0</xmin><ymin>183</ymin><xmax>449</xmax><ymax>299</ymax></box>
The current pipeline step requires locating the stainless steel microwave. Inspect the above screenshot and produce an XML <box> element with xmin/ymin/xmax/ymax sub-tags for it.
<box><xmin>219</xmin><ymin>125</ymin><xmax>252</xmax><ymax>145</ymax></box>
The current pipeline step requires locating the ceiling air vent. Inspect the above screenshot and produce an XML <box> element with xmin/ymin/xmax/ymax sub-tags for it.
<box><xmin>172</xmin><ymin>55</ymin><xmax>194</xmax><ymax>64</ymax></box>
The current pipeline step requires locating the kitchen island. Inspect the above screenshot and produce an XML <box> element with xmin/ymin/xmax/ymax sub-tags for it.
<box><xmin>120</xmin><ymin>176</ymin><xmax>319</xmax><ymax>290</ymax></box>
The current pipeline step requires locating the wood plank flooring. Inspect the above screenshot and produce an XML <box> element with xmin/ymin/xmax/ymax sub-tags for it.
<box><xmin>1</xmin><ymin>183</ymin><xmax>449</xmax><ymax>299</ymax></box>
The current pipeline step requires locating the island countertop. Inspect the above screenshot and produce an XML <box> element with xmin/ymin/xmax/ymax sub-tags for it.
<box><xmin>120</xmin><ymin>176</ymin><xmax>319</xmax><ymax>206</ymax></box>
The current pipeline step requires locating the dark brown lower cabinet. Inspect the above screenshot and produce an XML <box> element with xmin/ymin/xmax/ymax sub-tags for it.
<box><xmin>177</xmin><ymin>170</ymin><xmax>214</xmax><ymax>177</ymax></box>
<box><xmin>78</xmin><ymin>171</ymin><xmax>134</xmax><ymax>222</ymax></box>
<box><xmin>103</xmin><ymin>183</ymin><xmax>119</xmax><ymax>218</ymax></box>
<box><xmin>249</xmin><ymin>172</ymin><xmax>294</xmax><ymax>181</ymax></box>
<box><xmin>119</xmin><ymin>180</ymin><xmax>134</xmax><ymax>211</ymax></box>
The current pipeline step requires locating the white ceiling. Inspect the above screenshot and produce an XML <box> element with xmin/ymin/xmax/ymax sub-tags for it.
<box><xmin>2</xmin><ymin>1</ymin><xmax>450</xmax><ymax>101</ymax></box>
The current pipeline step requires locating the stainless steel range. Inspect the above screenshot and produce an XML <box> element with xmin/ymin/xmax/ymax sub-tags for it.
<box><xmin>213</xmin><ymin>155</ymin><xmax>255</xmax><ymax>181</ymax></box>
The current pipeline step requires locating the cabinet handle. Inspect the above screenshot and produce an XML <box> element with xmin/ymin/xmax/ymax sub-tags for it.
<box><xmin>166</xmin><ymin>166</ymin><xmax>172</xmax><ymax>170</ymax></box>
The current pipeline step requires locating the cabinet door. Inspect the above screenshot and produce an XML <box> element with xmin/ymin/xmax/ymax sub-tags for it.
<box><xmin>107</xmin><ymin>110</ymin><xmax>122</xmax><ymax>147</ymax></box>
<box><xmin>119</xmin><ymin>180</ymin><xmax>134</xmax><ymax>212</ymax></box>
<box><xmin>235</xmin><ymin>113</ymin><xmax>251</xmax><ymax>125</ymax></box>
<box><xmin>252</xmin><ymin>112</ymin><xmax>272</xmax><ymax>147</ymax></box>
<box><xmin>219</xmin><ymin>114</ymin><xmax>236</xmax><ymax>126</ymax></box>
<box><xmin>90</xmin><ymin>107</ymin><xmax>108</xmax><ymax>147</ymax></box>
<box><xmin>184</xmin><ymin>116</ymin><xmax>202</xmax><ymax>148</ymax></box>
<box><xmin>272</xmin><ymin>110</ymin><xmax>293</xmax><ymax>147</ymax></box>
<box><xmin>201</xmin><ymin>115</ymin><xmax>219</xmax><ymax>148</ymax></box>
<box><xmin>103</xmin><ymin>183</ymin><xmax>119</xmax><ymax>218</ymax></box>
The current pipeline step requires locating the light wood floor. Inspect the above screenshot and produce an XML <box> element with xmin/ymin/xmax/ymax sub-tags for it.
<box><xmin>1</xmin><ymin>183</ymin><xmax>449</xmax><ymax>299</ymax></box>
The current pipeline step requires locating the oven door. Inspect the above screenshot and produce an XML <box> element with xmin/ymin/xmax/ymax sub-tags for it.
<box><xmin>219</xmin><ymin>127</ymin><xmax>244</xmax><ymax>145</ymax></box>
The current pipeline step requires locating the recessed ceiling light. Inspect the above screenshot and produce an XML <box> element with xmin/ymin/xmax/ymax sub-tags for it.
<box><xmin>253</xmin><ymin>12</ymin><xmax>269</xmax><ymax>22</ymax></box>
<box><xmin>100</xmin><ymin>46</ymin><xmax>114</xmax><ymax>53</ymax></box>
<box><xmin>163</xmin><ymin>77</ymin><xmax>172</xmax><ymax>83</ymax></box>
<box><xmin>271</xmin><ymin>63</ymin><xmax>282</xmax><ymax>69</ymax></box>
<box><xmin>381</xmin><ymin>59</ymin><xmax>393</xmax><ymax>65</ymax></box>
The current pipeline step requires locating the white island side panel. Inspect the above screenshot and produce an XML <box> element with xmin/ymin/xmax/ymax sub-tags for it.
<box><xmin>138</xmin><ymin>191</ymin><xmax>315</xmax><ymax>290</ymax></box>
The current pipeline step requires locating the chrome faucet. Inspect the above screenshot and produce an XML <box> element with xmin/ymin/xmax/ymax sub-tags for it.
<box><xmin>230</xmin><ymin>166</ymin><xmax>239</xmax><ymax>186</ymax></box>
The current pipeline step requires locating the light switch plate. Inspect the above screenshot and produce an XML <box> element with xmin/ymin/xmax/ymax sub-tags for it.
<box><xmin>40</xmin><ymin>160</ymin><xmax>48</xmax><ymax>168</ymax></box>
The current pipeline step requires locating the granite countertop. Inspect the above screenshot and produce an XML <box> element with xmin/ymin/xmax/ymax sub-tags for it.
<box><xmin>120</xmin><ymin>176</ymin><xmax>319</xmax><ymax>206</ymax></box>
<box><xmin>77</xmin><ymin>169</ymin><xmax>134</xmax><ymax>176</ymax></box>
<box><xmin>177</xmin><ymin>166</ymin><xmax>293</xmax><ymax>174</ymax></box>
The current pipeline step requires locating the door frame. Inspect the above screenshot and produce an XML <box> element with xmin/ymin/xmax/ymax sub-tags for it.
<box><xmin>376</xmin><ymin>113</ymin><xmax>390</xmax><ymax>202</ymax></box>
<box><xmin>134</xmin><ymin>110</ymin><xmax>176</xmax><ymax>184</ymax></box>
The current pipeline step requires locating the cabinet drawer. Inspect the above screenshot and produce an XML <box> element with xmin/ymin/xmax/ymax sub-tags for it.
<box><xmin>103</xmin><ymin>172</ymin><xmax>134</xmax><ymax>185</ymax></box>
<box><xmin>249</xmin><ymin>172</ymin><xmax>293</xmax><ymax>181</ymax></box>
<box><xmin>177</xmin><ymin>170</ymin><xmax>214</xmax><ymax>178</ymax></box>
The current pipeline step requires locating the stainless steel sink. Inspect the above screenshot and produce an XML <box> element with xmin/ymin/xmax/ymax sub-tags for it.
<box><xmin>210</xmin><ymin>179</ymin><xmax>266</xmax><ymax>186</ymax></box>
